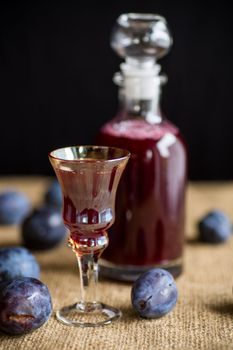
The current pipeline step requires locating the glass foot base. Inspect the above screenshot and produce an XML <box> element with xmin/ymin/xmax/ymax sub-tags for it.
<box><xmin>99</xmin><ymin>258</ymin><xmax>183</xmax><ymax>282</ymax></box>
<box><xmin>56</xmin><ymin>302</ymin><xmax>122</xmax><ymax>327</ymax></box>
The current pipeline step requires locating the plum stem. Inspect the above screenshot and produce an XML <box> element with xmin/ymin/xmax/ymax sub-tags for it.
<box><xmin>139</xmin><ymin>295</ymin><xmax>152</xmax><ymax>310</ymax></box>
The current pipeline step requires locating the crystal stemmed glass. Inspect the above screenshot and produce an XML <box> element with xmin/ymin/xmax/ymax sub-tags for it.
<box><xmin>49</xmin><ymin>145</ymin><xmax>130</xmax><ymax>327</ymax></box>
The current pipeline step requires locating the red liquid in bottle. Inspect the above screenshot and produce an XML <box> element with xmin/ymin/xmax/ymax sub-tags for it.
<box><xmin>97</xmin><ymin>118</ymin><xmax>187</xmax><ymax>270</ymax></box>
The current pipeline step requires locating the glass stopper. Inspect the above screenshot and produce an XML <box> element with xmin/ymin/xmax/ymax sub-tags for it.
<box><xmin>111</xmin><ymin>13</ymin><xmax>172</xmax><ymax>67</ymax></box>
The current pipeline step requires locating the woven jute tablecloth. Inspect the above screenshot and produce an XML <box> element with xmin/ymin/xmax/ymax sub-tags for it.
<box><xmin>0</xmin><ymin>177</ymin><xmax>232</xmax><ymax>350</ymax></box>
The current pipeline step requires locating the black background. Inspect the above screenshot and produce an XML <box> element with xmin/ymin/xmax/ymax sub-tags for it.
<box><xmin>0</xmin><ymin>1</ymin><xmax>232</xmax><ymax>179</ymax></box>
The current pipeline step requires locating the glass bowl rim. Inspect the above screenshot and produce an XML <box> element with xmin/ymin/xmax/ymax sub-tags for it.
<box><xmin>48</xmin><ymin>145</ymin><xmax>131</xmax><ymax>163</ymax></box>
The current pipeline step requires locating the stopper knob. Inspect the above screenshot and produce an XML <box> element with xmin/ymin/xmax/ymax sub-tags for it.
<box><xmin>111</xmin><ymin>13</ymin><xmax>172</xmax><ymax>66</ymax></box>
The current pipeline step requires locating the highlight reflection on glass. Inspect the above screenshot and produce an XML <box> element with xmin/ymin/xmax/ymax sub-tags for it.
<box><xmin>49</xmin><ymin>145</ymin><xmax>130</xmax><ymax>327</ymax></box>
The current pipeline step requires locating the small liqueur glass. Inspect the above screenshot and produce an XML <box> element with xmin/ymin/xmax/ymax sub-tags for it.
<box><xmin>49</xmin><ymin>145</ymin><xmax>130</xmax><ymax>327</ymax></box>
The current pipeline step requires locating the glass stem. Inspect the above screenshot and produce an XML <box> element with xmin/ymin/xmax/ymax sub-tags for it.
<box><xmin>76</xmin><ymin>251</ymin><xmax>101</xmax><ymax>306</ymax></box>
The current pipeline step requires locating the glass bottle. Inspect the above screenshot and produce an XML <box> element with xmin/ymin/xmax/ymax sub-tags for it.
<box><xmin>97</xmin><ymin>13</ymin><xmax>187</xmax><ymax>281</ymax></box>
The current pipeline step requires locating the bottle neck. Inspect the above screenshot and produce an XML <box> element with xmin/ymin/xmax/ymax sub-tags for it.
<box><xmin>115</xmin><ymin>64</ymin><xmax>164</xmax><ymax>124</ymax></box>
<box><xmin>118</xmin><ymin>82</ymin><xmax>162</xmax><ymax>124</ymax></box>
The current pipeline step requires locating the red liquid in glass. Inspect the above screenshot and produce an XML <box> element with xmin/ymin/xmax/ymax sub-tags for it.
<box><xmin>54</xmin><ymin>161</ymin><xmax>122</xmax><ymax>255</ymax></box>
<box><xmin>97</xmin><ymin>118</ymin><xmax>187</xmax><ymax>266</ymax></box>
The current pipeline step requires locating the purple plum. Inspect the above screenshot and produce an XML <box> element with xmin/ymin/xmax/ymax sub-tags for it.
<box><xmin>0</xmin><ymin>277</ymin><xmax>52</xmax><ymax>334</ymax></box>
<box><xmin>0</xmin><ymin>191</ymin><xmax>31</xmax><ymax>225</ymax></box>
<box><xmin>131</xmin><ymin>268</ymin><xmax>178</xmax><ymax>318</ymax></box>
<box><xmin>22</xmin><ymin>206</ymin><xmax>66</xmax><ymax>250</ymax></box>
<box><xmin>0</xmin><ymin>247</ymin><xmax>40</xmax><ymax>282</ymax></box>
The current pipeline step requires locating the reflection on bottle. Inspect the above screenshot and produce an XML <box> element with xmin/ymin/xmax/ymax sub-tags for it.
<box><xmin>156</xmin><ymin>133</ymin><xmax>176</xmax><ymax>158</ymax></box>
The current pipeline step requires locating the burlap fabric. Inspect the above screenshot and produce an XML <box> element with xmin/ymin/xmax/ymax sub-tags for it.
<box><xmin>0</xmin><ymin>178</ymin><xmax>232</xmax><ymax>350</ymax></box>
